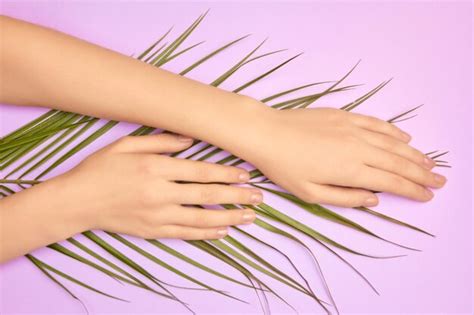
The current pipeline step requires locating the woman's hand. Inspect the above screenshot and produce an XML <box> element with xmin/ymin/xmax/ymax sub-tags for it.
<box><xmin>241</xmin><ymin>106</ymin><xmax>447</xmax><ymax>208</ymax></box>
<box><xmin>0</xmin><ymin>133</ymin><xmax>262</xmax><ymax>262</ymax></box>
<box><xmin>59</xmin><ymin>133</ymin><xmax>261</xmax><ymax>240</ymax></box>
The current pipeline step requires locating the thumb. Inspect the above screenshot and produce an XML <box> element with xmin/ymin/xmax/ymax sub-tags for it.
<box><xmin>111</xmin><ymin>133</ymin><xmax>194</xmax><ymax>153</ymax></box>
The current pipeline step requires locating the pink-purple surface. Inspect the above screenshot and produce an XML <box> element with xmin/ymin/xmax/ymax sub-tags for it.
<box><xmin>0</xmin><ymin>1</ymin><xmax>472</xmax><ymax>314</ymax></box>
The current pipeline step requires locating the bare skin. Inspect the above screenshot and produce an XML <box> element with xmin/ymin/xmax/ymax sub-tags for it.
<box><xmin>0</xmin><ymin>16</ymin><xmax>446</xmax><ymax>263</ymax></box>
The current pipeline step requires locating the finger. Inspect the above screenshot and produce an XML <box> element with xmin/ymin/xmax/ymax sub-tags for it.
<box><xmin>170</xmin><ymin>182</ymin><xmax>263</xmax><ymax>205</ymax></box>
<box><xmin>300</xmin><ymin>182</ymin><xmax>378</xmax><ymax>207</ymax></box>
<box><xmin>112</xmin><ymin>133</ymin><xmax>193</xmax><ymax>153</ymax></box>
<box><xmin>148</xmin><ymin>225</ymin><xmax>229</xmax><ymax>240</ymax></box>
<box><xmin>159</xmin><ymin>158</ymin><xmax>250</xmax><ymax>183</ymax></box>
<box><xmin>358</xmin><ymin>129</ymin><xmax>435</xmax><ymax>170</ymax></box>
<box><xmin>159</xmin><ymin>205</ymin><xmax>256</xmax><ymax>228</ymax></box>
<box><xmin>364</xmin><ymin>146</ymin><xmax>447</xmax><ymax>188</ymax></box>
<box><xmin>353</xmin><ymin>166</ymin><xmax>434</xmax><ymax>201</ymax></box>
<box><xmin>350</xmin><ymin>113</ymin><xmax>411</xmax><ymax>143</ymax></box>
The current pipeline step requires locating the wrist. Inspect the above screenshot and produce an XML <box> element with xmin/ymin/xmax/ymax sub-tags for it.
<box><xmin>45</xmin><ymin>173</ymin><xmax>93</xmax><ymax>234</ymax></box>
<box><xmin>202</xmin><ymin>95</ymin><xmax>277</xmax><ymax>163</ymax></box>
<box><xmin>0</xmin><ymin>175</ymin><xmax>89</xmax><ymax>260</ymax></box>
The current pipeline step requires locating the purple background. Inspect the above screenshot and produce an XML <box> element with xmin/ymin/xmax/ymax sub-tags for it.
<box><xmin>0</xmin><ymin>1</ymin><xmax>472</xmax><ymax>314</ymax></box>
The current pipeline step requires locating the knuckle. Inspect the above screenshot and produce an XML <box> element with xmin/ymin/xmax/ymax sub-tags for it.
<box><xmin>193</xmin><ymin>211</ymin><xmax>209</xmax><ymax>226</ymax></box>
<box><xmin>389</xmin><ymin>123</ymin><xmax>402</xmax><ymax>133</ymax></box>
<box><xmin>211</xmin><ymin>165</ymin><xmax>234</xmax><ymax>182</ymax></box>
<box><xmin>364</xmin><ymin>116</ymin><xmax>378</xmax><ymax>127</ymax></box>
<box><xmin>195</xmin><ymin>164</ymin><xmax>212</xmax><ymax>181</ymax></box>
<box><xmin>384</xmin><ymin>138</ymin><xmax>398</xmax><ymax>151</ymax></box>
<box><xmin>413</xmin><ymin>150</ymin><xmax>427</xmax><ymax>164</ymax></box>
<box><xmin>226</xmin><ymin>167</ymin><xmax>241</xmax><ymax>181</ymax></box>
<box><xmin>203</xmin><ymin>230</ymin><xmax>218</xmax><ymax>240</ymax></box>
<box><xmin>340</xmin><ymin>199</ymin><xmax>357</xmax><ymax>207</ymax></box>
<box><xmin>338</xmin><ymin>193</ymin><xmax>358</xmax><ymax>206</ymax></box>
<box><xmin>325</xmin><ymin>109</ymin><xmax>344</xmax><ymax>123</ymax></box>
<box><xmin>140</xmin><ymin>230</ymin><xmax>156</xmax><ymax>240</ymax></box>
<box><xmin>151</xmin><ymin>227</ymin><xmax>173</xmax><ymax>239</ymax></box>
<box><xmin>232</xmin><ymin>210</ymin><xmax>245</xmax><ymax>223</ymax></box>
<box><xmin>198</xmin><ymin>188</ymin><xmax>216</xmax><ymax>204</ymax></box>
<box><xmin>153</xmin><ymin>225</ymin><xmax>183</xmax><ymax>239</ymax></box>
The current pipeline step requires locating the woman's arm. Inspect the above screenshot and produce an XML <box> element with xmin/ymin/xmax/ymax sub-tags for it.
<box><xmin>0</xmin><ymin>15</ymin><xmax>446</xmax><ymax>209</ymax></box>
<box><xmin>0</xmin><ymin>15</ymin><xmax>266</xmax><ymax>157</ymax></box>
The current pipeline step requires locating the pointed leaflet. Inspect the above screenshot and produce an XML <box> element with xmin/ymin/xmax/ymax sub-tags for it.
<box><xmin>341</xmin><ymin>79</ymin><xmax>392</xmax><ymax>111</ymax></box>
<box><xmin>256</xmin><ymin>185</ymin><xmax>420</xmax><ymax>251</ymax></box>
<box><xmin>108</xmin><ymin>232</ymin><xmax>247</xmax><ymax>303</ymax></box>
<box><xmin>354</xmin><ymin>207</ymin><xmax>435</xmax><ymax>237</ymax></box>
<box><xmin>151</xmin><ymin>11</ymin><xmax>208</xmax><ymax>66</ymax></box>
<box><xmin>233</xmin><ymin>53</ymin><xmax>303</xmax><ymax>93</ymax></box>
<box><xmin>257</xmin><ymin>202</ymin><xmax>404</xmax><ymax>259</ymax></box>
<box><xmin>6</xmin><ymin>117</ymin><xmax>97</xmax><ymax>178</ymax></box>
<box><xmin>147</xmin><ymin>239</ymin><xmax>262</xmax><ymax>290</ymax></box>
<box><xmin>253</xmin><ymin>209</ymin><xmax>379</xmax><ymax>295</ymax></box>
<box><xmin>137</xmin><ymin>27</ymin><xmax>173</xmax><ymax>60</ymax></box>
<box><xmin>26</xmin><ymin>254</ymin><xmax>127</xmax><ymax>302</ymax></box>
<box><xmin>180</xmin><ymin>35</ymin><xmax>250</xmax><ymax>75</ymax></box>
<box><xmin>0</xmin><ymin>119</ymin><xmax>94</xmax><ymax>151</ymax></box>
<box><xmin>66</xmin><ymin>237</ymin><xmax>172</xmax><ymax>295</ymax></box>
<box><xmin>0</xmin><ymin>110</ymin><xmax>58</xmax><ymax>142</ymax></box>
<box><xmin>249</xmin><ymin>218</ymin><xmax>339</xmax><ymax>312</ymax></box>
<box><xmin>222</xmin><ymin>234</ymin><xmax>323</xmax><ymax>303</ymax></box>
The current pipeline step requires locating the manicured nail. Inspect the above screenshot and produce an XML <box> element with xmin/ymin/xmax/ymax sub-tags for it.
<box><xmin>250</xmin><ymin>192</ymin><xmax>263</xmax><ymax>204</ymax></box>
<box><xmin>178</xmin><ymin>135</ymin><xmax>193</xmax><ymax>142</ymax></box>
<box><xmin>402</xmin><ymin>132</ymin><xmax>411</xmax><ymax>142</ymax></box>
<box><xmin>216</xmin><ymin>228</ymin><xmax>228</xmax><ymax>237</ymax></box>
<box><xmin>425</xmin><ymin>188</ymin><xmax>434</xmax><ymax>199</ymax></box>
<box><xmin>434</xmin><ymin>173</ymin><xmax>446</xmax><ymax>185</ymax></box>
<box><xmin>242</xmin><ymin>210</ymin><xmax>256</xmax><ymax>223</ymax></box>
<box><xmin>363</xmin><ymin>197</ymin><xmax>378</xmax><ymax>207</ymax></box>
<box><xmin>239</xmin><ymin>172</ymin><xmax>250</xmax><ymax>182</ymax></box>
<box><xmin>423</xmin><ymin>157</ymin><xmax>435</xmax><ymax>169</ymax></box>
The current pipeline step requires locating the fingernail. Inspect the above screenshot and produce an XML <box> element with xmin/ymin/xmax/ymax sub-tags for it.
<box><xmin>434</xmin><ymin>173</ymin><xmax>446</xmax><ymax>185</ymax></box>
<box><xmin>250</xmin><ymin>192</ymin><xmax>263</xmax><ymax>204</ymax></box>
<box><xmin>402</xmin><ymin>132</ymin><xmax>411</xmax><ymax>142</ymax></box>
<box><xmin>178</xmin><ymin>135</ymin><xmax>193</xmax><ymax>142</ymax></box>
<box><xmin>425</xmin><ymin>188</ymin><xmax>434</xmax><ymax>199</ymax></box>
<box><xmin>239</xmin><ymin>172</ymin><xmax>250</xmax><ymax>182</ymax></box>
<box><xmin>363</xmin><ymin>197</ymin><xmax>378</xmax><ymax>207</ymax></box>
<box><xmin>242</xmin><ymin>210</ymin><xmax>256</xmax><ymax>223</ymax></box>
<box><xmin>216</xmin><ymin>228</ymin><xmax>228</xmax><ymax>237</ymax></box>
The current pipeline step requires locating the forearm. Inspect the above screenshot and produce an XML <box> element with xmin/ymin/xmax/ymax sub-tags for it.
<box><xmin>0</xmin><ymin>15</ymin><xmax>271</xmax><ymax>160</ymax></box>
<box><xmin>0</xmin><ymin>175</ymin><xmax>86</xmax><ymax>262</ymax></box>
